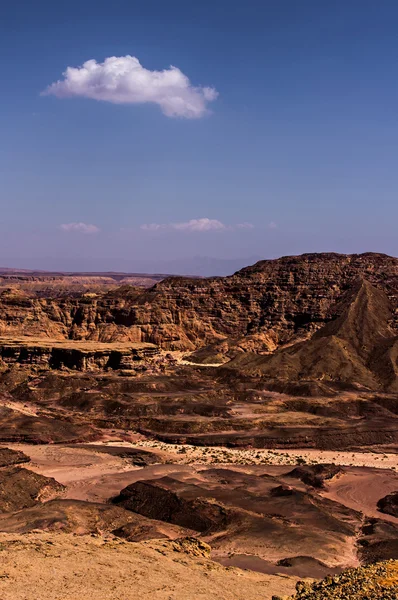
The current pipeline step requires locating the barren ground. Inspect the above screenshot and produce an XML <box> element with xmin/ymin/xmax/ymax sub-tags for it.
<box><xmin>0</xmin><ymin>533</ymin><xmax>298</xmax><ymax>600</ymax></box>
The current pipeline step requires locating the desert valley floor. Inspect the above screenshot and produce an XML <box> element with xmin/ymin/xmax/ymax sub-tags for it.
<box><xmin>0</xmin><ymin>253</ymin><xmax>397</xmax><ymax>599</ymax></box>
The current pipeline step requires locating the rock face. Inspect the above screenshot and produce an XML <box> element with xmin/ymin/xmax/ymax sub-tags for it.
<box><xmin>0</xmin><ymin>339</ymin><xmax>158</xmax><ymax>371</ymax></box>
<box><xmin>286</xmin><ymin>464</ymin><xmax>343</xmax><ymax>489</ymax></box>
<box><xmin>113</xmin><ymin>479</ymin><xmax>229</xmax><ymax>532</ymax></box>
<box><xmin>0</xmin><ymin>253</ymin><xmax>396</xmax><ymax>351</ymax></box>
<box><xmin>0</xmin><ymin>467</ymin><xmax>64</xmax><ymax>512</ymax></box>
<box><xmin>377</xmin><ymin>492</ymin><xmax>398</xmax><ymax>518</ymax></box>
<box><xmin>0</xmin><ymin>448</ymin><xmax>30</xmax><ymax>468</ymax></box>
<box><xmin>225</xmin><ymin>280</ymin><xmax>398</xmax><ymax>392</ymax></box>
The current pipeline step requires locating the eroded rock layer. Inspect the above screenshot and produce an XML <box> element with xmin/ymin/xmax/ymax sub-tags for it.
<box><xmin>0</xmin><ymin>253</ymin><xmax>396</xmax><ymax>351</ymax></box>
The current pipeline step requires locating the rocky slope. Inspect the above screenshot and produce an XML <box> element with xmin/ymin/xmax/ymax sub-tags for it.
<box><xmin>0</xmin><ymin>338</ymin><xmax>158</xmax><ymax>371</ymax></box>
<box><xmin>224</xmin><ymin>280</ymin><xmax>398</xmax><ymax>392</ymax></box>
<box><xmin>0</xmin><ymin>532</ymin><xmax>298</xmax><ymax>600</ymax></box>
<box><xmin>1</xmin><ymin>361</ymin><xmax>397</xmax><ymax>448</ymax></box>
<box><xmin>285</xmin><ymin>560</ymin><xmax>398</xmax><ymax>600</ymax></box>
<box><xmin>0</xmin><ymin>467</ymin><xmax>64</xmax><ymax>512</ymax></box>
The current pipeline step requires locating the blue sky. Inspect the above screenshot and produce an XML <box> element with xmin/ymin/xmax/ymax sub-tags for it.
<box><xmin>1</xmin><ymin>0</ymin><xmax>398</xmax><ymax>274</ymax></box>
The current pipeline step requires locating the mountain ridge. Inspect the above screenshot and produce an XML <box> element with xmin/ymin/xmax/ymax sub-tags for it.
<box><xmin>223</xmin><ymin>279</ymin><xmax>398</xmax><ymax>392</ymax></box>
<box><xmin>0</xmin><ymin>252</ymin><xmax>396</xmax><ymax>355</ymax></box>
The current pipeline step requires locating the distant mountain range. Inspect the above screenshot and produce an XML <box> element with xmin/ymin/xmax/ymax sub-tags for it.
<box><xmin>0</xmin><ymin>256</ymin><xmax>262</xmax><ymax>277</ymax></box>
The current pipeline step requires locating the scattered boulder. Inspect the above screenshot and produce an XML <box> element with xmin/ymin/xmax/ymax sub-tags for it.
<box><xmin>288</xmin><ymin>560</ymin><xmax>398</xmax><ymax>599</ymax></box>
<box><xmin>168</xmin><ymin>537</ymin><xmax>211</xmax><ymax>558</ymax></box>
<box><xmin>287</xmin><ymin>464</ymin><xmax>343</xmax><ymax>488</ymax></box>
<box><xmin>377</xmin><ymin>492</ymin><xmax>398</xmax><ymax>518</ymax></box>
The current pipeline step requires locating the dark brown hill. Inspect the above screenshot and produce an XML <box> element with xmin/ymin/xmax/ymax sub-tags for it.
<box><xmin>0</xmin><ymin>467</ymin><xmax>64</xmax><ymax>512</ymax></box>
<box><xmin>377</xmin><ymin>492</ymin><xmax>398</xmax><ymax>518</ymax></box>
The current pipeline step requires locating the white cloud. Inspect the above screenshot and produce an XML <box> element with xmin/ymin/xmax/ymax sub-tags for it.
<box><xmin>60</xmin><ymin>222</ymin><xmax>100</xmax><ymax>234</ymax></box>
<box><xmin>141</xmin><ymin>218</ymin><xmax>226</xmax><ymax>232</ymax></box>
<box><xmin>43</xmin><ymin>55</ymin><xmax>218</xmax><ymax>119</ymax></box>
<box><xmin>172</xmin><ymin>218</ymin><xmax>227</xmax><ymax>232</ymax></box>
<box><xmin>269</xmin><ymin>221</ymin><xmax>277</xmax><ymax>229</ymax></box>
<box><xmin>140</xmin><ymin>223</ymin><xmax>163</xmax><ymax>232</ymax></box>
<box><xmin>236</xmin><ymin>222</ymin><xmax>255</xmax><ymax>229</ymax></box>
<box><xmin>140</xmin><ymin>218</ymin><xmax>254</xmax><ymax>232</ymax></box>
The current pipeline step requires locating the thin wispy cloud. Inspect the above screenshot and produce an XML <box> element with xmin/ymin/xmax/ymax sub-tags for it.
<box><xmin>43</xmin><ymin>56</ymin><xmax>218</xmax><ymax>119</ymax></box>
<box><xmin>236</xmin><ymin>222</ymin><xmax>255</xmax><ymax>230</ymax></box>
<box><xmin>140</xmin><ymin>218</ymin><xmax>254</xmax><ymax>232</ymax></box>
<box><xmin>269</xmin><ymin>221</ymin><xmax>278</xmax><ymax>229</ymax></box>
<box><xmin>60</xmin><ymin>222</ymin><xmax>100</xmax><ymax>234</ymax></box>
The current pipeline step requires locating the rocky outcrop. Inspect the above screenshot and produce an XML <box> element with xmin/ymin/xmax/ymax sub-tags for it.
<box><xmin>0</xmin><ymin>253</ymin><xmax>396</xmax><ymax>351</ymax></box>
<box><xmin>358</xmin><ymin>519</ymin><xmax>398</xmax><ymax>564</ymax></box>
<box><xmin>0</xmin><ymin>405</ymin><xmax>98</xmax><ymax>444</ymax></box>
<box><xmin>224</xmin><ymin>280</ymin><xmax>398</xmax><ymax>392</ymax></box>
<box><xmin>0</xmin><ymin>467</ymin><xmax>64</xmax><ymax>512</ymax></box>
<box><xmin>0</xmin><ymin>448</ymin><xmax>30</xmax><ymax>468</ymax></box>
<box><xmin>286</xmin><ymin>464</ymin><xmax>343</xmax><ymax>489</ymax></box>
<box><xmin>377</xmin><ymin>492</ymin><xmax>398</xmax><ymax>518</ymax></box>
<box><xmin>0</xmin><ymin>499</ymin><xmax>154</xmax><ymax>536</ymax></box>
<box><xmin>286</xmin><ymin>560</ymin><xmax>398</xmax><ymax>599</ymax></box>
<box><xmin>0</xmin><ymin>339</ymin><xmax>158</xmax><ymax>371</ymax></box>
<box><xmin>113</xmin><ymin>478</ymin><xmax>230</xmax><ymax>533</ymax></box>
<box><xmin>113</xmin><ymin>467</ymin><xmax>365</xmax><ymax>569</ymax></box>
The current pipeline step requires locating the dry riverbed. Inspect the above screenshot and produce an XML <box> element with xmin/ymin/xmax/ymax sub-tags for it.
<box><xmin>100</xmin><ymin>439</ymin><xmax>398</xmax><ymax>470</ymax></box>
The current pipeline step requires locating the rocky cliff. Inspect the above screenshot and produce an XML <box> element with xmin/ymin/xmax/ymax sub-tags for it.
<box><xmin>0</xmin><ymin>253</ymin><xmax>396</xmax><ymax>352</ymax></box>
<box><xmin>0</xmin><ymin>339</ymin><xmax>158</xmax><ymax>371</ymax></box>
<box><xmin>224</xmin><ymin>280</ymin><xmax>398</xmax><ymax>392</ymax></box>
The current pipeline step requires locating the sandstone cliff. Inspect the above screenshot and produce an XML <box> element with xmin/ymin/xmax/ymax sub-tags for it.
<box><xmin>0</xmin><ymin>253</ymin><xmax>396</xmax><ymax>352</ymax></box>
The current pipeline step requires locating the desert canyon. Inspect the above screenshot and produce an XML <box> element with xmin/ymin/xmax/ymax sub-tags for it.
<box><xmin>0</xmin><ymin>252</ymin><xmax>397</xmax><ymax>599</ymax></box>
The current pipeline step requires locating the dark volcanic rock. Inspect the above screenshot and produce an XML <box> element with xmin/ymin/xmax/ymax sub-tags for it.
<box><xmin>358</xmin><ymin>518</ymin><xmax>398</xmax><ymax>564</ymax></box>
<box><xmin>0</xmin><ymin>467</ymin><xmax>64</xmax><ymax>512</ymax></box>
<box><xmin>270</xmin><ymin>485</ymin><xmax>296</xmax><ymax>497</ymax></box>
<box><xmin>0</xmin><ymin>447</ymin><xmax>30</xmax><ymax>467</ymax></box>
<box><xmin>112</xmin><ymin>467</ymin><xmax>364</xmax><ymax>569</ymax></box>
<box><xmin>287</xmin><ymin>464</ymin><xmax>343</xmax><ymax>489</ymax></box>
<box><xmin>377</xmin><ymin>491</ymin><xmax>398</xmax><ymax>518</ymax></box>
<box><xmin>113</xmin><ymin>478</ymin><xmax>229</xmax><ymax>533</ymax></box>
